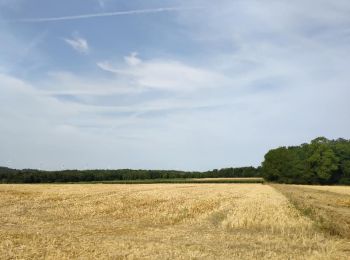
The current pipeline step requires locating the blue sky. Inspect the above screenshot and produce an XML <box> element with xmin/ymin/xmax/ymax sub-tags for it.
<box><xmin>0</xmin><ymin>0</ymin><xmax>349</xmax><ymax>170</ymax></box>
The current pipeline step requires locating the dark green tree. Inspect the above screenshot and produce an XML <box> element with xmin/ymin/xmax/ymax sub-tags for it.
<box><xmin>306</xmin><ymin>137</ymin><xmax>338</xmax><ymax>183</ymax></box>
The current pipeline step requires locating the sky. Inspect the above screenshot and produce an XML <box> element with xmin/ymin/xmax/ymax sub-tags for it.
<box><xmin>0</xmin><ymin>0</ymin><xmax>349</xmax><ymax>171</ymax></box>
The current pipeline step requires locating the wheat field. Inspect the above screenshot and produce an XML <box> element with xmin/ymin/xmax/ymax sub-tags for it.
<box><xmin>0</xmin><ymin>184</ymin><xmax>349</xmax><ymax>259</ymax></box>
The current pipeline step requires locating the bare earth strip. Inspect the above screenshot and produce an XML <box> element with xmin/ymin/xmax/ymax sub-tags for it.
<box><xmin>0</xmin><ymin>184</ymin><xmax>348</xmax><ymax>259</ymax></box>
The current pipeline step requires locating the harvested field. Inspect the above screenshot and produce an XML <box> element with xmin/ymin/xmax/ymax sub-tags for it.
<box><xmin>97</xmin><ymin>178</ymin><xmax>264</xmax><ymax>184</ymax></box>
<box><xmin>0</xmin><ymin>184</ymin><xmax>349</xmax><ymax>259</ymax></box>
<box><xmin>273</xmin><ymin>184</ymin><xmax>350</xmax><ymax>239</ymax></box>
<box><xmin>294</xmin><ymin>185</ymin><xmax>350</xmax><ymax>196</ymax></box>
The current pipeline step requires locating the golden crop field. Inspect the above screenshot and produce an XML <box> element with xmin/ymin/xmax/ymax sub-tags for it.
<box><xmin>0</xmin><ymin>184</ymin><xmax>349</xmax><ymax>259</ymax></box>
<box><xmin>191</xmin><ymin>178</ymin><xmax>264</xmax><ymax>181</ymax></box>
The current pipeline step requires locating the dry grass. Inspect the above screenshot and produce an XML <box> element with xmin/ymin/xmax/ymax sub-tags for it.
<box><xmin>273</xmin><ymin>184</ymin><xmax>350</xmax><ymax>239</ymax></box>
<box><xmin>293</xmin><ymin>185</ymin><xmax>350</xmax><ymax>196</ymax></box>
<box><xmin>0</xmin><ymin>184</ymin><xmax>348</xmax><ymax>259</ymax></box>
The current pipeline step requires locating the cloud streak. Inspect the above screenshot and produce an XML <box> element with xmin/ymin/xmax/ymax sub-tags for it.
<box><xmin>97</xmin><ymin>53</ymin><xmax>230</xmax><ymax>92</ymax></box>
<box><xmin>64</xmin><ymin>34</ymin><xmax>89</xmax><ymax>54</ymax></box>
<box><xmin>14</xmin><ymin>6</ymin><xmax>201</xmax><ymax>23</ymax></box>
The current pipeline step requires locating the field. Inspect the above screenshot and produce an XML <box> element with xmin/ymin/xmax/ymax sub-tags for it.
<box><xmin>293</xmin><ymin>185</ymin><xmax>350</xmax><ymax>196</ymax></box>
<box><xmin>273</xmin><ymin>184</ymin><xmax>350</xmax><ymax>239</ymax></box>
<box><xmin>1</xmin><ymin>184</ymin><xmax>350</xmax><ymax>259</ymax></box>
<box><xmin>95</xmin><ymin>177</ymin><xmax>264</xmax><ymax>184</ymax></box>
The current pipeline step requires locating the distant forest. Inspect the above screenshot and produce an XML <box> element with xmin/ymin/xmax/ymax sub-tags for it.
<box><xmin>0</xmin><ymin>166</ymin><xmax>260</xmax><ymax>183</ymax></box>
<box><xmin>262</xmin><ymin>137</ymin><xmax>350</xmax><ymax>185</ymax></box>
<box><xmin>1</xmin><ymin>137</ymin><xmax>349</xmax><ymax>184</ymax></box>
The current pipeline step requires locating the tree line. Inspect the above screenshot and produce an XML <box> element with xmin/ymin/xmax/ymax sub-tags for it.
<box><xmin>2</xmin><ymin>136</ymin><xmax>349</xmax><ymax>184</ymax></box>
<box><xmin>262</xmin><ymin>137</ymin><xmax>350</xmax><ymax>184</ymax></box>
<box><xmin>0</xmin><ymin>166</ymin><xmax>260</xmax><ymax>183</ymax></box>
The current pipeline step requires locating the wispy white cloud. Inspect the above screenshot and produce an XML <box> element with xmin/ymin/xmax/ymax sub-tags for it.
<box><xmin>96</xmin><ymin>62</ymin><xmax>121</xmax><ymax>74</ymax></box>
<box><xmin>125</xmin><ymin>52</ymin><xmax>142</xmax><ymax>66</ymax></box>
<box><xmin>64</xmin><ymin>34</ymin><xmax>89</xmax><ymax>54</ymax></box>
<box><xmin>98</xmin><ymin>52</ymin><xmax>229</xmax><ymax>92</ymax></box>
<box><xmin>15</xmin><ymin>6</ymin><xmax>202</xmax><ymax>23</ymax></box>
<box><xmin>42</xmin><ymin>71</ymin><xmax>141</xmax><ymax>95</ymax></box>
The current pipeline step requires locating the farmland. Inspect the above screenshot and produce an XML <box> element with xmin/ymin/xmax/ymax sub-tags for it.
<box><xmin>1</xmin><ymin>184</ymin><xmax>349</xmax><ymax>259</ymax></box>
<box><xmin>93</xmin><ymin>177</ymin><xmax>264</xmax><ymax>184</ymax></box>
<box><xmin>293</xmin><ymin>185</ymin><xmax>350</xmax><ymax>196</ymax></box>
<box><xmin>273</xmin><ymin>184</ymin><xmax>350</xmax><ymax>239</ymax></box>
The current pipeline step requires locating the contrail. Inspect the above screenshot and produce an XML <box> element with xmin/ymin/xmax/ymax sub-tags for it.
<box><xmin>15</xmin><ymin>6</ymin><xmax>200</xmax><ymax>23</ymax></box>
